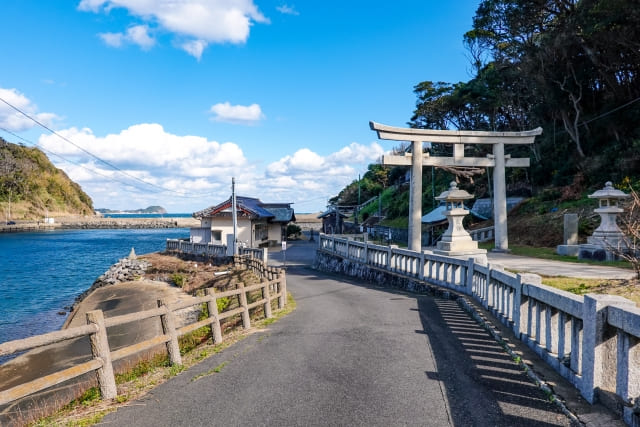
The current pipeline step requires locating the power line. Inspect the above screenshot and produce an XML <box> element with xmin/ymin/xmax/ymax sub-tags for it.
<box><xmin>580</xmin><ymin>96</ymin><xmax>640</xmax><ymax>127</ymax></box>
<box><xmin>0</xmin><ymin>127</ymin><xmax>160</xmax><ymax>194</ymax></box>
<box><xmin>0</xmin><ymin>96</ymin><xmax>220</xmax><ymax>198</ymax></box>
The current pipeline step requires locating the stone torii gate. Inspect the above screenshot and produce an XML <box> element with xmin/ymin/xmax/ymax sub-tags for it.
<box><xmin>370</xmin><ymin>121</ymin><xmax>542</xmax><ymax>252</ymax></box>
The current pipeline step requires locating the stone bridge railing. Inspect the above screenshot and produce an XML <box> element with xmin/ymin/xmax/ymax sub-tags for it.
<box><xmin>316</xmin><ymin>233</ymin><xmax>640</xmax><ymax>426</ymax></box>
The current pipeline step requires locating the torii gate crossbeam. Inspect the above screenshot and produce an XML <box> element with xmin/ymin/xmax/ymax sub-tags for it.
<box><xmin>370</xmin><ymin>121</ymin><xmax>542</xmax><ymax>252</ymax></box>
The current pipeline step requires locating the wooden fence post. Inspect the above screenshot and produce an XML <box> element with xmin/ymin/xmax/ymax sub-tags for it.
<box><xmin>278</xmin><ymin>270</ymin><xmax>287</xmax><ymax>309</ymax></box>
<box><xmin>157</xmin><ymin>300</ymin><xmax>182</xmax><ymax>366</ymax></box>
<box><xmin>86</xmin><ymin>310</ymin><xmax>117</xmax><ymax>400</ymax></box>
<box><xmin>238</xmin><ymin>282</ymin><xmax>251</xmax><ymax>329</ymax></box>
<box><xmin>263</xmin><ymin>282</ymin><xmax>273</xmax><ymax>318</ymax></box>
<box><xmin>205</xmin><ymin>288</ymin><xmax>223</xmax><ymax>344</ymax></box>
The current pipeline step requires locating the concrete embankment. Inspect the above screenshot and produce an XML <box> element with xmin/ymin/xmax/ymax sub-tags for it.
<box><xmin>0</xmin><ymin>216</ymin><xmax>199</xmax><ymax>233</ymax></box>
<box><xmin>0</xmin><ymin>253</ymin><xmax>197</xmax><ymax>426</ymax></box>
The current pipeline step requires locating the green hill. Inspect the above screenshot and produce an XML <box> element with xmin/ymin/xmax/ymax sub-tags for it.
<box><xmin>0</xmin><ymin>138</ymin><xmax>93</xmax><ymax>219</ymax></box>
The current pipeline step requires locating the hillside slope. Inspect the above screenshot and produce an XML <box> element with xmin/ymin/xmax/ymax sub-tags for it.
<box><xmin>0</xmin><ymin>138</ymin><xmax>93</xmax><ymax>219</ymax></box>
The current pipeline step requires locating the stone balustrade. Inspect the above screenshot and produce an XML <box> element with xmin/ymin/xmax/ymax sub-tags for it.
<box><xmin>316</xmin><ymin>233</ymin><xmax>640</xmax><ymax>426</ymax></box>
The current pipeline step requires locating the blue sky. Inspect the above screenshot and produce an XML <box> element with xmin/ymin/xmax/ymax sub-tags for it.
<box><xmin>0</xmin><ymin>1</ymin><xmax>480</xmax><ymax>213</ymax></box>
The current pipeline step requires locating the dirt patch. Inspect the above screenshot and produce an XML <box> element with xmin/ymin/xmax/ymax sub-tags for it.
<box><xmin>590</xmin><ymin>278</ymin><xmax>640</xmax><ymax>304</ymax></box>
<box><xmin>140</xmin><ymin>253</ymin><xmax>258</xmax><ymax>294</ymax></box>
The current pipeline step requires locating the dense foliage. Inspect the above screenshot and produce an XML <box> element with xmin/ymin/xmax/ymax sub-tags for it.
<box><xmin>0</xmin><ymin>138</ymin><xmax>94</xmax><ymax>218</ymax></box>
<box><xmin>331</xmin><ymin>0</ymin><xmax>639</xmax><ymax>226</ymax></box>
<box><xmin>411</xmin><ymin>0</ymin><xmax>640</xmax><ymax>190</ymax></box>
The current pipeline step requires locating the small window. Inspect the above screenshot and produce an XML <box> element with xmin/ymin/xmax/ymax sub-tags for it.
<box><xmin>212</xmin><ymin>230</ymin><xmax>222</xmax><ymax>241</ymax></box>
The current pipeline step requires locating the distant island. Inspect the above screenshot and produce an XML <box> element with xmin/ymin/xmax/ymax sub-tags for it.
<box><xmin>96</xmin><ymin>206</ymin><xmax>168</xmax><ymax>214</ymax></box>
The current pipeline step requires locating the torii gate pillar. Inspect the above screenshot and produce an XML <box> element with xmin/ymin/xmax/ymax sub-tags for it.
<box><xmin>408</xmin><ymin>140</ymin><xmax>423</xmax><ymax>250</ymax></box>
<box><xmin>370</xmin><ymin>121</ymin><xmax>542</xmax><ymax>252</ymax></box>
<box><xmin>493</xmin><ymin>142</ymin><xmax>508</xmax><ymax>251</ymax></box>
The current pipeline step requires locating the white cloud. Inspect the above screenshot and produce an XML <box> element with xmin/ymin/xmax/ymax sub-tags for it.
<box><xmin>276</xmin><ymin>4</ymin><xmax>299</xmax><ymax>15</ymax></box>
<box><xmin>181</xmin><ymin>39</ymin><xmax>207</xmax><ymax>60</ymax></box>
<box><xmin>99</xmin><ymin>25</ymin><xmax>155</xmax><ymax>49</ymax></box>
<box><xmin>0</xmin><ymin>88</ymin><xmax>59</xmax><ymax>132</ymax></box>
<box><xmin>27</xmin><ymin>116</ymin><xmax>385</xmax><ymax>212</ymax></box>
<box><xmin>37</xmin><ymin>123</ymin><xmax>254</xmax><ymax>210</ymax></box>
<box><xmin>79</xmin><ymin>0</ymin><xmax>268</xmax><ymax>57</ymax></box>
<box><xmin>210</xmin><ymin>102</ymin><xmax>265</xmax><ymax>125</ymax></box>
<box><xmin>261</xmin><ymin>142</ymin><xmax>386</xmax><ymax>211</ymax></box>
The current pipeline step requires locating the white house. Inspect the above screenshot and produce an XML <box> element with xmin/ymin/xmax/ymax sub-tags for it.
<box><xmin>190</xmin><ymin>196</ymin><xmax>295</xmax><ymax>248</ymax></box>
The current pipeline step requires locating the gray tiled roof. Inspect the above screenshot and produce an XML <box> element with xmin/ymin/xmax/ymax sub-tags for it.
<box><xmin>193</xmin><ymin>196</ymin><xmax>294</xmax><ymax>222</ymax></box>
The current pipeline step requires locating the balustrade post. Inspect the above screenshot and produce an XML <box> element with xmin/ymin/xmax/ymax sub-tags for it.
<box><xmin>513</xmin><ymin>274</ymin><xmax>529</xmax><ymax>339</ymax></box>
<box><xmin>86</xmin><ymin>310</ymin><xmax>117</xmax><ymax>400</ymax></box>
<box><xmin>157</xmin><ymin>299</ymin><xmax>182</xmax><ymax>366</ymax></box>
<box><xmin>465</xmin><ymin>258</ymin><xmax>475</xmax><ymax>296</ymax></box>
<box><xmin>363</xmin><ymin>241</ymin><xmax>369</xmax><ymax>265</ymax></box>
<box><xmin>580</xmin><ymin>294</ymin><xmax>636</xmax><ymax>403</ymax></box>
<box><xmin>205</xmin><ymin>288</ymin><xmax>223</xmax><ymax>344</ymax></box>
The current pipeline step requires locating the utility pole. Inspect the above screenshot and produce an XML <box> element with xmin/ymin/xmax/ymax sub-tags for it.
<box><xmin>232</xmin><ymin>177</ymin><xmax>238</xmax><ymax>255</ymax></box>
<box><xmin>355</xmin><ymin>174</ymin><xmax>361</xmax><ymax>229</ymax></box>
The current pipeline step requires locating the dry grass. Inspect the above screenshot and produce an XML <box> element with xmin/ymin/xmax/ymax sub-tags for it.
<box><xmin>141</xmin><ymin>253</ymin><xmax>258</xmax><ymax>294</ymax></box>
<box><xmin>538</xmin><ymin>276</ymin><xmax>640</xmax><ymax>306</ymax></box>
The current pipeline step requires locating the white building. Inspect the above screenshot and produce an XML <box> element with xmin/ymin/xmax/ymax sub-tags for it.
<box><xmin>190</xmin><ymin>196</ymin><xmax>295</xmax><ymax>248</ymax></box>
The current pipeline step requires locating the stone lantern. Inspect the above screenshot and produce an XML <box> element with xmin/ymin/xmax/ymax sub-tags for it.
<box><xmin>432</xmin><ymin>181</ymin><xmax>487</xmax><ymax>264</ymax></box>
<box><xmin>579</xmin><ymin>181</ymin><xmax>630</xmax><ymax>261</ymax></box>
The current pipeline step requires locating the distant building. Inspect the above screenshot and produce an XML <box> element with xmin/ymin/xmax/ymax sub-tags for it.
<box><xmin>318</xmin><ymin>207</ymin><xmax>348</xmax><ymax>234</ymax></box>
<box><xmin>190</xmin><ymin>196</ymin><xmax>295</xmax><ymax>248</ymax></box>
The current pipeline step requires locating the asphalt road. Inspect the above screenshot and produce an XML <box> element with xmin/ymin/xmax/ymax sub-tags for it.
<box><xmin>103</xmin><ymin>242</ymin><xmax>570</xmax><ymax>426</ymax></box>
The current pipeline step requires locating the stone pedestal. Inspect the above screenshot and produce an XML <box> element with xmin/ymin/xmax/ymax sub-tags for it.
<box><xmin>432</xmin><ymin>182</ymin><xmax>487</xmax><ymax>264</ymax></box>
<box><xmin>557</xmin><ymin>213</ymin><xmax>580</xmax><ymax>256</ymax></box>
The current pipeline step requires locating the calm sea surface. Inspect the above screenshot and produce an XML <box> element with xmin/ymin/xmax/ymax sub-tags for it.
<box><xmin>0</xmin><ymin>228</ymin><xmax>189</xmax><ymax>346</ymax></box>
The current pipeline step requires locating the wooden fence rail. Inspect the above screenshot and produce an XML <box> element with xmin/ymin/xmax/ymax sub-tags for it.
<box><xmin>317</xmin><ymin>233</ymin><xmax>640</xmax><ymax>426</ymax></box>
<box><xmin>0</xmin><ymin>258</ymin><xmax>286</xmax><ymax>408</ymax></box>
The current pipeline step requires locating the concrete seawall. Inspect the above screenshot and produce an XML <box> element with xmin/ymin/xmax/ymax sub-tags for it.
<box><xmin>0</xmin><ymin>217</ymin><xmax>199</xmax><ymax>233</ymax></box>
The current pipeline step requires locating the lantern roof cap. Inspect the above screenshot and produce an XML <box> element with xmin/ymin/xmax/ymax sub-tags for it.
<box><xmin>436</xmin><ymin>181</ymin><xmax>473</xmax><ymax>201</ymax></box>
<box><xmin>588</xmin><ymin>182</ymin><xmax>629</xmax><ymax>200</ymax></box>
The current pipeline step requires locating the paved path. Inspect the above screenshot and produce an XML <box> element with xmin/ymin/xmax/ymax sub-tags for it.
<box><xmin>485</xmin><ymin>252</ymin><xmax>635</xmax><ymax>279</ymax></box>
<box><xmin>103</xmin><ymin>242</ymin><xmax>572</xmax><ymax>426</ymax></box>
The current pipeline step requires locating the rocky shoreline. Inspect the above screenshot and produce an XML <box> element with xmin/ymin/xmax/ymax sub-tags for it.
<box><xmin>62</xmin><ymin>251</ymin><xmax>153</xmax><ymax>328</ymax></box>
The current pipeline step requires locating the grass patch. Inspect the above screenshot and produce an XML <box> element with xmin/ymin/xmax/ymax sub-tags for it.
<box><xmin>191</xmin><ymin>361</ymin><xmax>229</xmax><ymax>382</ymax></box>
<box><xmin>33</xmin><ymin>291</ymin><xmax>296</xmax><ymax>426</ymax></box>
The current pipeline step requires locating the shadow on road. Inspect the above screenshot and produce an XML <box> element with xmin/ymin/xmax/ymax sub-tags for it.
<box><xmin>417</xmin><ymin>297</ymin><xmax>570</xmax><ymax>426</ymax></box>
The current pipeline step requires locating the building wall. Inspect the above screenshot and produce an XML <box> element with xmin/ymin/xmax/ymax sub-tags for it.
<box><xmin>268</xmin><ymin>223</ymin><xmax>283</xmax><ymax>243</ymax></box>
<box><xmin>191</xmin><ymin>216</ymin><xmax>286</xmax><ymax>247</ymax></box>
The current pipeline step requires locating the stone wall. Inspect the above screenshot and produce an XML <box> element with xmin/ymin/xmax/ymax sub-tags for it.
<box><xmin>314</xmin><ymin>251</ymin><xmax>456</xmax><ymax>299</ymax></box>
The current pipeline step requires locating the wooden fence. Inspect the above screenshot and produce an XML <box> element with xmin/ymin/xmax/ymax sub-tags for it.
<box><xmin>317</xmin><ymin>233</ymin><xmax>640</xmax><ymax>426</ymax></box>
<box><xmin>0</xmin><ymin>256</ymin><xmax>286</xmax><ymax>407</ymax></box>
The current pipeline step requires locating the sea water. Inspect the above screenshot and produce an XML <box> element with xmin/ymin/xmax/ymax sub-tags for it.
<box><xmin>0</xmin><ymin>228</ymin><xmax>189</xmax><ymax>347</ymax></box>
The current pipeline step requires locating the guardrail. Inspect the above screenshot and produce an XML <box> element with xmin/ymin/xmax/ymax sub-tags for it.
<box><xmin>469</xmin><ymin>226</ymin><xmax>494</xmax><ymax>242</ymax></box>
<box><xmin>317</xmin><ymin>233</ymin><xmax>640</xmax><ymax>425</ymax></box>
<box><xmin>0</xmin><ymin>258</ymin><xmax>286</xmax><ymax>410</ymax></box>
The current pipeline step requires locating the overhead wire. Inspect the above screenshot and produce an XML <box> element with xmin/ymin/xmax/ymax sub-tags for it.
<box><xmin>0</xmin><ymin>126</ymin><xmax>160</xmax><ymax>194</ymax></box>
<box><xmin>0</xmin><ymin>96</ymin><xmax>221</xmax><ymax>198</ymax></box>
